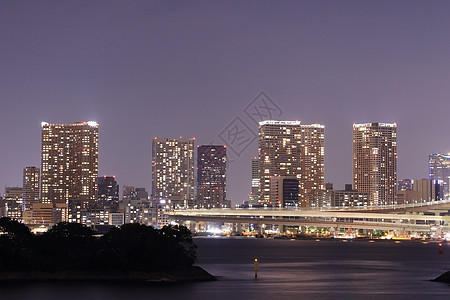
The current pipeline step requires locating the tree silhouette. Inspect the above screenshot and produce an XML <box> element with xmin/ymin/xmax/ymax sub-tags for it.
<box><xmin>0</xmin><ymin>219</ymin><xmax>197</xmax><ymax>273</ymax></box>
<box><xmin>0</xmin><ymin>217</ymin><xmax>33</xmax><ymax>270</ymax></box>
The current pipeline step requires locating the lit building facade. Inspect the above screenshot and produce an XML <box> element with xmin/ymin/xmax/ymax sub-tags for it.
<box><xmin>248</xmin><ymin>157</ymin><xmax>259</xmax><ymax>205</ymax></box>
<box><xmin>353</xmin><ymin>123</ymin><xmax>397</xmax><ymax>205</ymax></box>
<box><xmin>398</xmin><ymin>178</ymin><xmax>413</xmax><ymax>191</ymax></box>
<box><xmin>109</xmin><ymin>213</ymin><xmax>124</xmax><ymax>226</ymax></box>
<box><xmin>429</xmin><ymin>153</ymin><xmax>450</xmax><ymax>200</ymax></box>
<box><xmin>122</xmin><ymin>185</ymin><xmax>136</xmax><ymax>201</ymax></box>
<box><xmin>197</xmin><ymin>145</ymin><xmax>227</xmax><ymax>208</ymax></box>
<box><xmin>2</xmin><ymin>187</ymin><xmax>23</xmax><ymax>219</ymax></box>
<box><xmin>309</xmin><ymin>189</ymin><xmax>332</xmax><ymax>208</ymax></box>
<box><xmin>152</xmin><ymin>138</ymin><xmax>195</xmax><ymax>207</ymax></box>
<box><xmin>23</xmin><ymin>166</ymin><xmax>40</xmax><ymax>211</ymax></box>
<box><xmin>41</xmin><ymin>121</ymin><xmax>99</xmax><ymax>208</ymax></box>
<box><xmin>331</xmin><ymin>185</ymin><xmax>369</xmax><ymax>207</ymax></box>
<box><xmin>258</xmin><ymin>120</ymin><xmax>325</xmax><ymax>206</ymax></box>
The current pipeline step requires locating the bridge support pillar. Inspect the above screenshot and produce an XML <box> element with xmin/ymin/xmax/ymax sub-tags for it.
<box><xmin>189</xmin><ymin>221</ymin><xmax>196</xmax><ymax>233</ymax></box>
<box><xmin>234</xmin><ymin>222</ymin><xmax>242</xmax><ymax>234</ymax></box>
<box><xmin>255</xmin><ymin>223</ymin><xmax>264</xmax><ymax>234</ymax></box>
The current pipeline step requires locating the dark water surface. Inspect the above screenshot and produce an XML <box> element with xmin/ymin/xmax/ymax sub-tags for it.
<box><xmin>2</xmin><ymin>237</ymin><xmax>450</xmax><ymax>299</ymax></box>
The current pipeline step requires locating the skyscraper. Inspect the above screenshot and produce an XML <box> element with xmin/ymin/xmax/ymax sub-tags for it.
<box><xmin>258</xmin><ymin>120</ymin><xmax>325</xmax><ymax>206</ymax></box>
<box><xmin>248</xmin><ymin>157</ymin><xmax>259</xmax><ymax>206</ymax></box>
<box><xmin>41</xmin><ymin>121</ymin><xmax>99</xmax><ymax>208</ymax></box>
<box><xmin>429</xmin><ymin>153</ymin><xmax>450</xmax><ymax>200</ymax></box>
<box><xmin>197</xmin><ymin>145</ymin><xmax>227</xmax><ymax>208</ymax></box>
<box><xmin>152</xmin><ymin>138</ymin><xmax>195</xmax><ymax>207</ymax></box>
<box><xmin>353</xmin><ymin>123</ymin><xmax>397</xmax><ymax>205</ymax></box>
<box><xmin>23</xmin><ymin>166</ymin><xmax>40</xmax><ymax>211</ymax></box>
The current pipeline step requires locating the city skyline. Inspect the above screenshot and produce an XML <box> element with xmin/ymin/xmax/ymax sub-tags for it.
<box><xmin>1</xmin><ymin>118</ymin><xmax>448</xmax><ymax>205</ymax></box>
<box><xmin>2</xmin><ymin>1</ymin><xmax>450</xmax><ymax>204</ymax></box>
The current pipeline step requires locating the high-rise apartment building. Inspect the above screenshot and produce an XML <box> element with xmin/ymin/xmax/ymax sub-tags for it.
<box><xmin>152</xmin><ymin>138</ymin><xmax>195</xmax><ymax>207</ymax></box>
<box><xmin>353</xmin><ymin>123</ymin><xmax>397</xmax><ymax>205</ymax></box>
<box><xmin>41</xmin><ymin>121</ymin><xmax>99</xmax><ymax>208</ymax></box>
<box><xmin>23</xmin><ymin>166</ymin><xmax>40</xmax><ymax>211</ymax></box>
<box><xmin>429</xmin><ymin>153</ymin><xmax>450</xmax><ymax>200</ymax></box>
<box><xmin>258</xmin><ymin>120</ymin><xmax>325</xmax><ymax>206</ymax></box>
<box><xmin>197</xmin><ymin>145</ymin><xmax>227</xmax><ymax>208</ymax></box>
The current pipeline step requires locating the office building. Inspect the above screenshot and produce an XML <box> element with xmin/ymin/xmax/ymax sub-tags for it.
<box><xmin>398</xmin><ymin>179</ymin><xmax>413</xmax><ymax>191</ymax></box>
<box><xmin>121</xmin><ymin>199</ymin><xmax>152</xmax><ymax>225</ymax></box>
<box><xmin>396</xmin><ymin>190</ymin><xmax>419</xmax><ymax>204</ymax></box>
<box><xmin>98</xmin><ymin>176</ymin><xmax>119</xmax><ymax>207</ymax></box>
<box><xmin>152</xmin><ymin>138</ymin><xmax>195</xmax><ymax>207</ymax></box>
<box><xmin>413</xmin><ymin>179</ymin><xmax>438</xmax><ymax>203</ymax></box>
<box><xmin>135</xmin><ymin>187</ymin><xmax>149</xmax><ymax>201</ymax></box>
<box><xmin>197</xmin><ymin>145</ymin><xmax>227</xmax><ymax>208</ymax></box>
<box><xmin>353</xmin><ymin>123</ymin><xmax>397</xmax><ymax>205</ymax></box>
<box><xmin>331</xmin><ymin>184</ymin><xmax>369</xmax><ymax>207</ymax></box>
<box><xmin>30</xmin><ymin>203</ymin><xmax>53</xmax><ymax>225</ymax></box>
<box><xmin>2</xmin><ymin>187</ymin><xmax>23</xmax><ymax>219</ymax></box>
<box><xmin>258</xmin><ymin>120</ymin><xmax>325</xmax><ymax>206</ymax></box>
<box><xmin>122</xmin><ymin>185</ymin><xmax>136</xmax><ymax>201</ymax></box>
<box><xmin>109</xmin><ymin>213</ymin><xmax>124</xmax><ymax>226</ymax></box>
<box><xmin>308</xmin><ymin>189</ymin><xmax>332</xmax><ymax>208</ymax></box>
<box><xmin>429</xmin><ymin>153</ymin><xmax>450</xmax><ymax>200</ymax></box>
<box><xmin>23</xmin><ymin>166</ymin><xmax>40</xmax><ymax>211</ymax></box>
<box><xmin>269</xmin><ymin>176</ymin><xmax>299</xmax><ymax>207</ymax></box>
<box><xmin>41</xmin><ymin>121</ymin><xmax>99</xmax><ymax>208</ymax></box>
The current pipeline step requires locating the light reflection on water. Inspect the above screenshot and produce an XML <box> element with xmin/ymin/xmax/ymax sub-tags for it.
<box><xmin>194</xmin><ymin>237</ymin><xmax>450</xmax><ymax>299</ymax></box>
<box><xmin>2</xmin><ymin>238</ymin><xmax>450</xmax><ymax>299</ymax></box>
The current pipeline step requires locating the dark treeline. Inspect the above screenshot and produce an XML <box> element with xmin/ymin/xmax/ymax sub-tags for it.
<box><xmin>0</xmin><ymin>217</ymin><xmax>196</xmax><ymax>272</ymax></box>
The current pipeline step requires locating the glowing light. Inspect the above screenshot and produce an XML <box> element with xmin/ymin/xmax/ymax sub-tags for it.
<box><xmin>207</xmin><ymin>227</ymin><xmax>223</xmax><ymax>235</ymax></box>
<box><xmin>41</xmin><ymin>122</ymin><xmax>49</xmax><ymax>127</ymax></box>
<box><xmin>259</xmin><ymin>120</ymin><xmax>301</xmax><ymax>126</ymax></box>
<box><xmin>87</xmin><ymin>121</ymin><xmax>98</xmax><ymax>127</ymax></box>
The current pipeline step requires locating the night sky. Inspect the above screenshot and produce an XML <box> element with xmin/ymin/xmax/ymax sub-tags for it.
<box><xmin>1</xmin><ymin>1</ymin><xmax>450</xmax><ymax>205</ymax></box>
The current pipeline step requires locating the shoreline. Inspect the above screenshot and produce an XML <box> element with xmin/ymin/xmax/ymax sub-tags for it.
<box><xmin>194</xmin><ymin>235</ymin><xmax>446</xmax><ymax>243</ymax></box>
<box><xmin>0</xmin><ymin>266</ymin><xmax>216</xmax><ymax>283</ymax></box>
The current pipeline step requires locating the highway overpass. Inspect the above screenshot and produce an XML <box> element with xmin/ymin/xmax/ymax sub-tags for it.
<box><xmin>168</xmin><ymin>200</ymin><xmax>450</xmax><ymax>232</ymax></box>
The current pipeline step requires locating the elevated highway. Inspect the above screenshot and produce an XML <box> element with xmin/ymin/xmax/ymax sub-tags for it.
<box><xmin>168</xmin><ymin>200</ymin><xmax>450</xmax><ymax>232</ymax></box>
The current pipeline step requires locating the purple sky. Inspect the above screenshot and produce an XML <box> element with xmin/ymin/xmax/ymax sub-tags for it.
<box><xmin>1</xmin><ymin>1</ymin><xmax>450</xmax><ymax>205</ymax></box>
